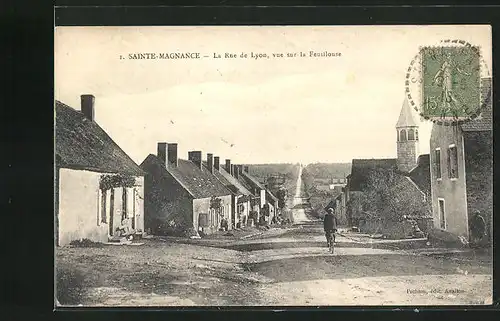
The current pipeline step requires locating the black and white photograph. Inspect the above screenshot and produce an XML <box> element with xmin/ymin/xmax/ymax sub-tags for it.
<box><xmin>54</xmin><ymin>25</ymin><xmax>493</xmax><ymax>307</ymax></box>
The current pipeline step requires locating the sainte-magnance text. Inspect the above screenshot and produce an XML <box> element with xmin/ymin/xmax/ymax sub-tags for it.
<box><xmin>125</xmin><ymin>51</ymin><xmax>341</xmax><ymax>60</ymax></box>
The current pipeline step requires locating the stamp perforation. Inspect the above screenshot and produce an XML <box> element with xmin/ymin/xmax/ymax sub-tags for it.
<box><xmin>405</xmin><ymin>39</ymin><xmax>491</xmax><ymax>125</ymax></box>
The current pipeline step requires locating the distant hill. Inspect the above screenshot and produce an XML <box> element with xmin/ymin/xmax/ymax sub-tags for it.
<box><xmin>245</xmin><ymin>163</ymin><xmax>299</xmax><ymax>181</ymax></box>
<box><xmin>303</xmin><ymin>163</ymin><xmax>352</xmax><ymax>179</ymax></box>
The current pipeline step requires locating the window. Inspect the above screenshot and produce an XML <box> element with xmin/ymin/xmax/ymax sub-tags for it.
<box><xmin>438</xmin><ymin>199</ymin><xmax>446</xmax><ymax>229</ymax></box>
<box><xmin>434</xmin><ymin>148</ymin><xmax>442</xmax><ymax>179</ymax></box>
<box><xmin>448</xmin><ymin>145</ymin><xmax>459</xmax><ymax>179</ymax></box>
<box><xmin>399</xmin><ymin>129</ymin><xmax>407</xmax><ymax>141</ymax></box>
<box><xmin>408</xmin><ymin>129</ymin><xmax>415</xmax><ymax>140</ymax></box>
<box><xmin>415</xmin><ymin>129</ymin><xmax>419</xmax><ymax>140</ymax></box>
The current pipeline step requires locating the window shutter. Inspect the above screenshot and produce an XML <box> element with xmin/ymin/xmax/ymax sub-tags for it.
<box><xmin>97</xmin><ymin>189</ymin><xmax>102</xmax><ymax>226</ymax></box>
<box><xmin>446</xmin><ymin>149</ymin><xmax>453</xmax><ymax>178</ymax></box>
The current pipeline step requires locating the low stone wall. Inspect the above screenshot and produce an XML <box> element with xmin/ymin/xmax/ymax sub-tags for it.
<box><xmin>359</xmin><ymin>217</ymin><xmax>433</xmax><ymax>239</ymax></box>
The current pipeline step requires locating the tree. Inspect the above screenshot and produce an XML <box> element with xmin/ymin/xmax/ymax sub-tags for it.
<box><xmin>361</xmin><ymin>168</ymin><xmax>430</xmax><ymax>222</ymax></box>
<box><xmin>276</xmin><ymin>188</ymin><xmax>287</xmax><ymax>210</ymax></box>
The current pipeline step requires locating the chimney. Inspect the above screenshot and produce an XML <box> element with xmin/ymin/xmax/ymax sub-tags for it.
<box><xmin>188</xmin><ymin>151</ymin><xmax>203</xmax><ymax>169</ymax></box>
<box><xmin>207</xmin><ymin>153</ymin><xmax>214</xmax><ymax>174</ymax></box>
<box><xmin>81</xmin><ymin>94</ymin><xmax>95</xmax><ymax>121</ymax></box>
<box><xmin>214</xmin><ymin>156</ymin><xmax>220</xmax><ymax>171</ymax></box>
<box><xmin>237</xmin><ymin>165</ymin><xmax>244</xmax><ymax>175</ymax></box>
<box><xmin>225</xmin><ymin>159</ymin><xmax>232</xmax><ymax>174</ymax></box>
<box><xmin>167</xmin><ymin>143</ymin><xmax>178</xmax><ymax>167</ymax></box>
<box><xmin>233</xmin><ymin>164</ymin><xmax>239</xmax><ymax>179</ymax></box>
<box><xmin>244</xmin><ymin>165</ymin><xmax>249</xmax><ymax>173</ymax></box>
<box><xmin>157</xmin><ymin>142</ymin><xmax>167</xmax><ymax>166</ymax></box>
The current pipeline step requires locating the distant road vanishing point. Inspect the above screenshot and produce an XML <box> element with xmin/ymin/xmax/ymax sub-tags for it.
<box><xmin>292</xmin><ymin>165</ymin><xmax>309</xmax><ymax>224</ymax></box>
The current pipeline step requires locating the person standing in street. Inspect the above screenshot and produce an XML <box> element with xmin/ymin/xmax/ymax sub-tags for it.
<box><xmin>470</xmin><ymin>210</ymin><xmax>486</xmax><ymax>247</ymax></box>
<box><xmin>324</xmin><ymin>208</ymin><xmax>338</xmax><ymax>247</ymax></box>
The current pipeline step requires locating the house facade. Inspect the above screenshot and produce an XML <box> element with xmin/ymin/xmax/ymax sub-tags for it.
<box><xmin>206</xmin><ymin>156</ymin><xmax>252</xmax><ymax>229</ymax></box>
<box><xmin>140</xmin><ymin>144</ymin><xmax>232</xmax><ymax>236</ymax></box>
<box><xmin>265</xmin><ymin>189</ymin><xmax>279</xmax><ymax>222</ymax></box>
<box><xmin>429</xmin><ymin>78</ymin><xmax>493</xmax><ymax>242</ymax></box>
<box><xmin>241</xmin><ymin>169</ymin><xmax>268</xmax><ymax>223</ymax></box>
<box><xmin>55</xmin><ymin>95</ymin><xmax>145</xmax><ymax>246</ymax></box>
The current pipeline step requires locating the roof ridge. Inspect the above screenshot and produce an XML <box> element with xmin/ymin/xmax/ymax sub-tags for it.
<box><xmin>143</xmin><ymin>155</ymin><xmax>195</xmax><ymax>197</ymax></box>
<box><xmin>56</xmin><ymin>101</ymin><xmax>144</xmax><ymax>176</ymax></box>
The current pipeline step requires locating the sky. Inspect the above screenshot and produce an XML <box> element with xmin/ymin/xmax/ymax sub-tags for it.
<box><xmin>54</xmin><ymin>25</ymin><xmax>492</xmax><ymax>165</ymax></box>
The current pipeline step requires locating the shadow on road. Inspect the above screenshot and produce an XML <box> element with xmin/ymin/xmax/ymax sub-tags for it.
<box><xmin>241</xmin><ymin>253</ymin><xmax>491</xmax><ymax>283</ymax></box>
<box><xmin>219</xmin><ymin>240</ymin><xmax>430</xmax><ymax>252</ymax></box>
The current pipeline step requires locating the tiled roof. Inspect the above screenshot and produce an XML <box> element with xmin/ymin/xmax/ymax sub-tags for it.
<box><xmin>55</xmin><ymin>101</ymin><xmax>143</xmax><ymax>176</ymax></box>
<box><xmin>396</xmin><ymin>98</ymin><xmax>419</xmax><ymax>128</ymax></box>
<box><xmin>408</xmin><ymin>154</ymin><xmax>431</xmax><ymax>196</ymax></box>
<box><xmin>141</xmin><ymin>155</ymin><xmax>231</xmax><ymax>199</ymax></box>
<box><xmin>241</xmin><ymin>171</ymin><xmax>266</xmax><ymax>190</ymax></box>
<box><xmin>203</xmin><ymin>164</ymin><xmax>238</xmax><ymax>196</ymax></box>
<box><xmin>266</xmin><ymin>189</ymin><xmax>278</xmax><ymax>202</ymax></box>
<box><xmin>461</xmin><ymin>78</ymin><xmax>493</xmax><ymax>132</ymax></box>
<box><xmin>216</xmin><ymin>167</ymin><xmax>253</xmax><ymax>196</ymax></box>
<box><xmin>348</xmin><ymin>158</ymin><xmax>397</xmax><ymax>191</ymax></box>
<box><xmin>386</xmin><ymin>174</ymin><xmax>429</xmax><ymax>217</ymax></box>
<box><xmin>235</xmin><ymin>175</ymin><xmax>257</xmax><ymax>196</ymax></box>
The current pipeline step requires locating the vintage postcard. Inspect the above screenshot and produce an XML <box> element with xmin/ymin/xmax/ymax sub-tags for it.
<box><xmin>54</xmin><ymin>25</ymin><xmax>493</xmax><ymax>307</ymax></box>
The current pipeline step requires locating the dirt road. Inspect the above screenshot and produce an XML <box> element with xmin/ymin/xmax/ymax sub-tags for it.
<box><xmin>292</xmin><ymin>164</ymin><xmax>309</xmax><ymax>224</ymax></box>
<box><xmin>56</xmin><ymin>165</ymin><xmax>493</xmax><ymax>306</ymax></box>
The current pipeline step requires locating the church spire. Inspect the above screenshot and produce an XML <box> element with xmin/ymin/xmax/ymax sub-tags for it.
<box><xmin>396</xmin><ymin>97</ymin><xmax>419</xmax><ymax>173</ymax></box>
<box><xmin>396</xmin><ymin>97</ymin><xmax>418</xmax><ymax>128</ymax></box>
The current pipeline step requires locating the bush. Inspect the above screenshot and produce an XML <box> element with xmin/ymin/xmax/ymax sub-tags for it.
<box><xmin>56</xmin><ymin>266</ymin><xmax>87</xmax><ymax>305</ymax></box>
<box><xmin>69</xmin><ymin>238</ymin><xmax>103</xmax><ymax>248</ymax></box>
<box><xmin>427</xmin><ymin>228</ymin><xmax>468</xmax><ymax>248</ymax></box>
<box><xmin>184</xmin><ymin>227</ymin><xmax>200</xmax><ymax>238</ymax></box>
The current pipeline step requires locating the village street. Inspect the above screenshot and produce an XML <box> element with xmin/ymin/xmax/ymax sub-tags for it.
<box><xmin>56</xmin><ymin>164</ymin><xmax>492</xmax><ymax>307</ymax></box>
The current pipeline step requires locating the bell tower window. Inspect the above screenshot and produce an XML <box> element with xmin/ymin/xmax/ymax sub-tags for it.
<box><xmin>399</xmin><ymin>129</ymin><xmax>407</xmax><ymax>142</ymax></box>
<box><xmin>408</xmin><ymin>129</ymin><xmax>415</xmax><ymax>140</ymax></box>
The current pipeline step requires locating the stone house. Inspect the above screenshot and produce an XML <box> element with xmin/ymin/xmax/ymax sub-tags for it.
<box><xmin>346</xmin><ymin>98</ymin><xmax>432</xmax><ymax>238</ymax></box>
<box><xmin>203</xmin><ymin>155</ymin><xmax>252</xmax><ymax>229</ymax></box>
<box><xmin>240</xmin><ymin>169</ymin><xmax>267</xmax><ymax>222</ymax></box>
<box><xmin>227</xmin><ymin>164</ymin><xmax>260</xmax><ymax>222</ymax></box>
<box><xmin>140</xmin><ymin>143</ymin><xmax>232</xmax><ymax>236</ymax></box>
<box><xmin>265</xmin><ymin>189</ymin><xmax>279</xmax><ymax>222</ymax></box>
<box><xmin>429</xmin><ymin>78</ymin><xmax>492</xmax><ymax>244</ymax></box>
<box><xmin>55</xmin><ymin>95</ymin><xmax>145</xmax><ymax>246</ymax></box>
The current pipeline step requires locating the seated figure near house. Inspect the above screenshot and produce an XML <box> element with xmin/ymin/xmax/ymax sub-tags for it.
<box><xmin>220</xmin><ymin>217</ymin><xmax>229</xmax><ymax>231</ymax></box>
<box><xmin>116</xmin><ymin>218</ymin><xmax>132</xmax><ymax>237</ymax></box>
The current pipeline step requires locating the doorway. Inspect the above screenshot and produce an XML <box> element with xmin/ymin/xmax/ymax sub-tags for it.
<box><xmin>438</xmin><ymin>198</ymin><xmax>445</xmax><ymax>229</ymax></box>
<box><xmin>109</xmin><ymin>189</ymin><xmax>115</xmax><ymax>236</ymax></box>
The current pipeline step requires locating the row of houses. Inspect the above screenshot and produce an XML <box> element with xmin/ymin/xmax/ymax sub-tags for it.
<box><xmin>55</xmin><ymin>95</ymin><xmax>280</xmax><ymax>246</ymax></box>
<box><xmin>331</xmin><ymin>78</ymin><xmax>492</xmax><ymax>244</ymax></box>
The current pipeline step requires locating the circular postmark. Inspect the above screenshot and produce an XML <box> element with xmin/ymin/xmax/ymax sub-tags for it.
<box><xmin>405</xmin><ymin>39</ymin><xmax>491</xmax><ymax>125</ymax></box>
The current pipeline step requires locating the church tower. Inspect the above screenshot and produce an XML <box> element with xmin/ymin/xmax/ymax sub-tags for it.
<box><xmin>396</xmin><ymin>98</ymin><xmax>419</xmax><ymax>172</ymax></box>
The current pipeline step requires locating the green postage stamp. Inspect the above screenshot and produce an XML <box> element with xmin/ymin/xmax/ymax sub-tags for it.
<box><xmin>420</xmin><ymin>44</ymin><xmax>481</xmax><ymax>120</ymax></box>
